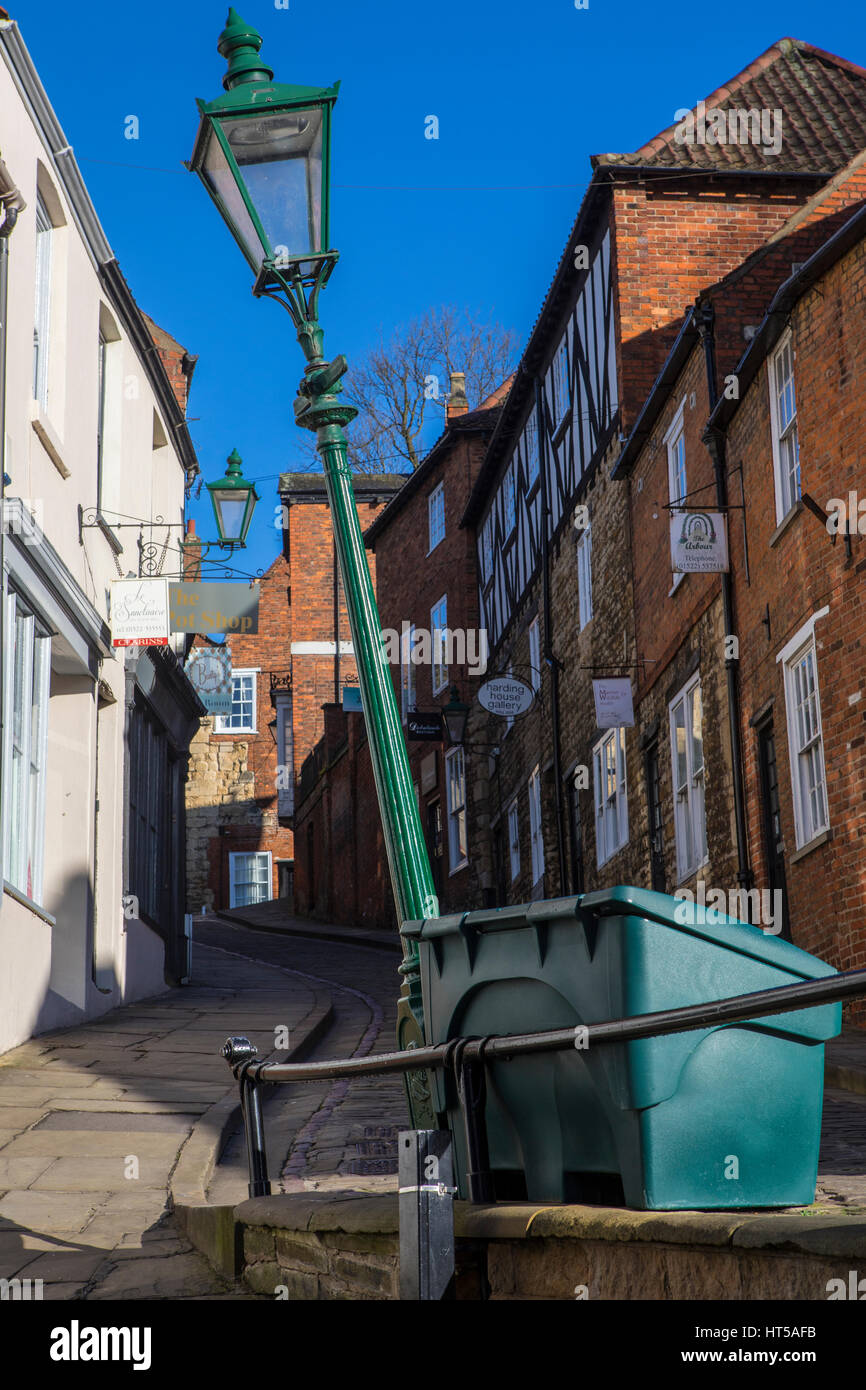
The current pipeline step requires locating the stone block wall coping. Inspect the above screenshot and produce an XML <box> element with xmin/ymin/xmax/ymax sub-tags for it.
<box><xmin>233</xmin><ymin>1192</ymin><xmax>866</xmax><ymax>1258</ymax></box>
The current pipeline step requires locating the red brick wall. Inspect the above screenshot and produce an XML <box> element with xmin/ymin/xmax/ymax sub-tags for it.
<box><xmin>611</xmin><ymin>178</ymin><xmax>820</xmax><ymax>428</ymax></box>
<box><xmin>292</xmin><ymin>426</ymin><xmax>495</xmax><ymax>927</ymax></box>
<box><xmin>731</xmin><ymin>235</ymin><xmax>866</xmax><ymax>999</ymax></box>
<box><xmin>186</xmin><ymin>489</ymin><xmax>395</xmax><ymax>912</ymax></box>
<box><xmin>371</xmin><ymin>433</ymin><xmax>491</xmax><ymax>914</ymax></box>
<box><xmin>286</xmin><ymin>496</ymin><xmax>384</xmax><ymax>781</ymax></box>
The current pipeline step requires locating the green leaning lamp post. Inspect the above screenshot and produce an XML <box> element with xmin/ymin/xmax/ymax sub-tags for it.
<box><xmin>188</xmin><ymin>9</ymin><xmax>438</xmax><ymax>1120</ymax></box>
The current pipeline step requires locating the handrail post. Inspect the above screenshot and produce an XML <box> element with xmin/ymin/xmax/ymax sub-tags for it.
<box><xmin>222</xmin><ymin>1036</ymin><xmax>271</xmax><ymax>1199</ymax></box>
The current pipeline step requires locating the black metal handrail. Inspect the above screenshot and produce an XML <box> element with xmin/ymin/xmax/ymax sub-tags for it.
<box><xmin>221</xmin><ymin>966</ymin><xmax>866</xmax><ymax>1202</ymax></box>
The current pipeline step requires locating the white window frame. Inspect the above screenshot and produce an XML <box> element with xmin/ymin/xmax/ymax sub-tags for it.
<box><xmin>592</xmin><ymin>726</ymin><xmax>628</xmax><ymax>868</ymax></box>
<box><xmin>528</xmin><ymin>765</ymin><xmax>545</xmax><ymax>886</ymax></box>
<box><xmin>33</xmin><ymin>193</ymin><xmax>53</xmax><ymax>410</ymax></box>
<box><xmin>481</xmin><ymin>515</ymin><xmax>494</xmax><ymax>584</ymax></box>
<box><xmin>214</xmin><ymin>668</ymin><xmax>258</xmax><ymax>733</ymax></box>
<box><xmin>503</xmin><ymin>461</ymin><xmax>516</xmax><ymax>537</ymax></box>
<box><xmin>431</xmin><ymin>595</ymin><xmax>448</xmax><ymax>696</ymax></box>
<box><xmin>507</xmin><ymin>799</ymin><xmax>520</xmax><ymax>881</ymax></box>
<box><xmin>550</xmin><ymin>338</ymin><xmax>570</xmax><ymax>425</ymax></box>
<box><xmin>577</xmin><ymin>524</ymin><xmax>593</xmax><ymax>629</ymax></box>
<box><xmin>275</xmin><ymin>696</ymin><xmax>293</xmax><ymax>816</ymax></box>
<box><xmin>401</xmin><ymin>623</ymin><xmax>416</xmax><ymax>724</ymax></box>
<box><xmin>427</xmin><ymin>482</ymin><xmax>445</xmax><ymax>553</ymax></box>
<box><xmin>528</xmin><ymin>616</ymin><xmax>541</xmax><ymax>692</ymax></box>
<box><xmin>768</xmin><ymin>330</ymin><xmax>801</xmax><ymax>522</ymax></box>
<box><xmin>665</xmin><ymin>398</ymin><xmax>687</xmax><ymax>506</ymax></box>
<box><xmin>524</xmin><ymin>410</ymin><xmax>540</xmax><ymax>484</ymax></box>
<box><xmin>2</xmin><ymin>588</ymin><xmax>51</xmax><ymax>906</ymax></box>
<box><xmin>668</xmin><ymin>674</ymin><xmax>707</xmax><ymax>881</ymax></box>
<box><xmin>445</xmin><ymin>746</ymin><xmax>468</xmax><ymax>872</ymax></box>
<box><xmin>228</xmin><ymin>851</ymin><xmax>273</xmax><ymax>909</ymax></box>
<box><xmin>777</xmin><ymin>607</ymin><xmax>830</xmax><ymax>849</ymax></box>
<box><xmin>665</xmin><ymin>398</ymin><xmax>687</xmax><ymax>591</ymax></box>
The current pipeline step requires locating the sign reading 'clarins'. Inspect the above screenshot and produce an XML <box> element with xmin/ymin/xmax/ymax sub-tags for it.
<box><xmin>169</xmin><ymin>582</ymin><xmax>260</xmax><ymax>634</ymax></box>
<box><xmin>110</xmin><ymin>579</ymin><xmax>169</xmax><ymax>647</ymax></box>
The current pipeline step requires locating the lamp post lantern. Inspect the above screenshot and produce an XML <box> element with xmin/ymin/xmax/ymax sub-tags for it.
<box><xmin>189</xmin><ymin>11</ymin><xmax>439</xmax><ymax>1115</ymax></box>
<box><xmin>443</xmin><ymin>686</ymin><xmax>470</xmax><ymax>747</ymax></box>
<box><xmin>206</xmin><ymin>448</ymin><xmax>259</xmax><ymax>546</ymax></box>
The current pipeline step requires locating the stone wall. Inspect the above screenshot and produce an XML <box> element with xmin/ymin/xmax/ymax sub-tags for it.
<box><xmin>228</xmin><ymin>1192</ymin><xmax>866</xmax><ymax>1301</ymax></box>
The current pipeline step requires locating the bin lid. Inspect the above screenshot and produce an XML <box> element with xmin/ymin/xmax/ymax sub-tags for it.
<box><xmin>404</xmin><ymin>886</ymin><xmax>836</xmax><ymax>981</ymax></box>
<box><xmin>579</xmin><ymin>884</ymin><xmax>836</xmax><ymax>980</ymax></box>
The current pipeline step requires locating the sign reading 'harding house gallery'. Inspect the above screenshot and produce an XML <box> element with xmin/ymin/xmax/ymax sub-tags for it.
<box><xmin>670</xmin><ymin>511</ymin><xmax>729</xmax><ymax>573</ymax></box>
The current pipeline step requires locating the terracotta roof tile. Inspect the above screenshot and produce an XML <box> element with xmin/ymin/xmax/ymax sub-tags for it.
<box><xmin>593</xmin><ymin>39</ymin><xmax>866</xmax><ymax>175</ymax></box>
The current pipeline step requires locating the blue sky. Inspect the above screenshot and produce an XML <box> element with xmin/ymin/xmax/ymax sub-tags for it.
<box><xmin>9</xmin><ymin>0</ymin><xmax>866</xmax><ymax>576</ymax></box>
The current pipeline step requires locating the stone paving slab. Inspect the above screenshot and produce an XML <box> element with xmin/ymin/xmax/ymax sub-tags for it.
<box><xmin>0</xmin><ymin>936</ymin><xmax>341</xmax><ymax>1297</ymax></box>
<box><xmin>31</xmin><ymin>1157</ymin><xmax>173</xmax><ymax>1192</ymax></box>
<box><xmin>1</xmin><ymin>1131</ymin><xmax>183</xmax><ymax>1158</ymax></box>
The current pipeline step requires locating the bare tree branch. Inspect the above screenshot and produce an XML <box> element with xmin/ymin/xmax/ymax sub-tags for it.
<box><xmin>292</xmin><ymin>306</ymin><xmax>516</xmax><ymax>474</ymax></box>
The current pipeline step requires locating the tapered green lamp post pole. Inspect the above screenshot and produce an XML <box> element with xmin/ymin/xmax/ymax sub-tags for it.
<box><xmin>188</xmin><ymin>10</ymin><xmax>437</xmax><ymax>1118</ymax></box>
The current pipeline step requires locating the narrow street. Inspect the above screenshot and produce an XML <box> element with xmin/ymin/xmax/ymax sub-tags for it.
<box><xmin>0</xmin><ymin>920</ymin><xmax>405</xmax><ymax>1300</ymax></box>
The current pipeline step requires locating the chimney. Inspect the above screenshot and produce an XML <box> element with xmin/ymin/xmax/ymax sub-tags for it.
<box><xmin>447</xmin><ymin>371</ymin><xmax>469</xmax><ymax>421</ymax></box>
<box><xmin>183</xmin><ymin>518</ymin><xmax>202</xmax><ymax>580</ymax></box>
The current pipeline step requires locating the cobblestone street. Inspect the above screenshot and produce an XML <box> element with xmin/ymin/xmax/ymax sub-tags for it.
<box><xmin>1</xmin><ymin>912</ymin><xmax>865</xmax><ymax>1300</ymax></box>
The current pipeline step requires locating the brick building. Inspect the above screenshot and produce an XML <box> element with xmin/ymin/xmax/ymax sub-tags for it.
<box><xmin>267</xmin><ymin>38</ymin><xmax>866</xmax><ymax>1010</ymax></box>
<box><xmin>185</xmin><ymin>472</ymin><xmax>403</xmax><ymax>912</ymax></box>
<box><xmin>291</xmin><ymin>379</ymin><xmax>507</xmax><ymax>925</ymax></box>
<box><xmin>464</xmin><ymin>38</ymin><xmax>866</xmax><ymax>950</ymax></box>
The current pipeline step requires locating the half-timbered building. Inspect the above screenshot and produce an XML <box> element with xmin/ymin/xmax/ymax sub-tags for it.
<box><xmin>462</xmin><ymin>37</ymin><xmax>866</xmax><ymax>908</ymax></box>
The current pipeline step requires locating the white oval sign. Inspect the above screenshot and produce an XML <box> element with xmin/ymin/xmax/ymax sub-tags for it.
<box><xmin>478</xmin><ymin>676</ymin><xmax>535</xmax><ymax>719</ymax></box>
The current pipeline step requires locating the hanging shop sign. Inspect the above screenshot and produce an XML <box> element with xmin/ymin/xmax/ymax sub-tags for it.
<box><xmin>593</xmin><ymin>678</ymin><xmax>635</xmax><ymax>729</ymax></box>
<box><xmin>407</xmin><ymin>711</ymin><xmax>443</xmax><ymax>742</ymax></box>
<box><xmin>342</xmin><ymin>685</ymin><xmax>363</xmax><ymax>712</ymax></box>
<box><xmin>169</xmin><ymin>581</ymin><xmax>259</xmax><ymax>634</ymax></box>
<box><xmin>478</xmin><ymin>675</ymin><xmax>534</xmax><ymax>719</ymax></box>
<box><xmin>670</xmin><ymin>510</ymin><xmax>729</xmax><ymax>573</ymax></box>
<box><xmin>185</xmin><ymin>646</ymin><xmax>233</xmax><ymax>715</ymax></box>
<box><xmin>110</xmin><ymin>579</ymin><xmax>169</xmax><ymax>647</ymax></box>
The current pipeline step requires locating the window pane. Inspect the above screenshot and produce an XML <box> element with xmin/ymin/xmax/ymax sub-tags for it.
<box><xmin>689</xmin><ymin>685</ymin><xmax>703</xmax><ymax>775</ymax></box>
<box><xmin>673</xmin><ymin>699</ymin><xmax>687</xmax><ymax>793</ymax></box>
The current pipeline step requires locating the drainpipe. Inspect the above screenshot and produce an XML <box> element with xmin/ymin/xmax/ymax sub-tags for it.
<box><xmin>535</xmin><ymin>375</ymin><xmax>568</xmax><ymax>894</ymax></box>
<box><xmin>696</xmin><ymin>300</ymin><xmax>753</xmax><ymax>895</ymax></box>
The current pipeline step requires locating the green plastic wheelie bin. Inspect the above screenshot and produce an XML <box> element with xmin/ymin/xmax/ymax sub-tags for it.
<box><xmin>401</xmin><ymin>885</ymin><xmax>841</xmax><ymax>1210</ymax></box>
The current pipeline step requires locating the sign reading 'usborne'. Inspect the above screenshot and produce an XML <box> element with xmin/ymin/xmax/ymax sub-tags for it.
<box><xmin>593</xmin><ymin>678</ymin><xmax>635</xmax><ymax>728</ymax></box>
<box><xmin>185</xmin><ymin>646</ymin><xmax>233</xmax><ymax>714</ymax></box>
<box><xmin>169</xmin><ymin>582</ymin><xmax>259</xmax><ymax>634</ymax></box>
<box><xmin>670</xmin><ymin>511</ymin><xmax>729</xmax><ymax>573</ymax></box>
<box><xmin>478</xmin><ymin>676</ymin><xmax>534</xmax><ymax>719</ymax></box>
<box><xmin>110</xmin><ymin>579</ymin><xmax>169</xmax><ymax>647</ymax></box>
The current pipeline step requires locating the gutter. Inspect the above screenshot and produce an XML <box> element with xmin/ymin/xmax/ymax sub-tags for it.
<box><xmin>535</xmin><ymin>375</ymin><xmax>568</xmax><ymax>894</ymax></box>
<box><xmin>696</xmin><ymin>301</ymin><xmax>753</xmax><ymax>898</ymax></box>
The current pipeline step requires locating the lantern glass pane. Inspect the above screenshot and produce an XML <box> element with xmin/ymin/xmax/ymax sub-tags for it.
<box><xmin>212</xmin><ymin>491</ymin><xmax>249</xmax><ymax>541</ymax></box>
<box><xmin>200</xmin><ymin>124</ymin><xmax>266</xmax><ymax>268</ymax></box>
<box><xmin>220</xmin><ymin>107</ymin><xmax>323</xmax><ymax>260</ymax></box>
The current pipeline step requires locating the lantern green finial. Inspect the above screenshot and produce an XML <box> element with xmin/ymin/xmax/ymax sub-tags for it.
<box><xmin>218</xmin><ymin>8</ymin><xmax>274</xmax><ymax>91</ymax></box>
